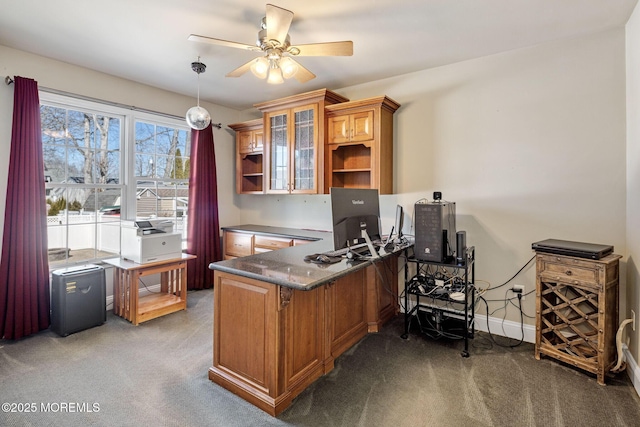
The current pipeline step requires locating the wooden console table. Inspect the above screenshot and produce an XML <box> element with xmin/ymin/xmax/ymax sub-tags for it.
<box><xmin>104</xmin><ymin>254</ymin><xmax>195</xmax><ymax>325</ymax></box>
<box><xmin>534</xmin><ymin>252</ymin><xmax>621</xmax><ymax>385</ymax></box>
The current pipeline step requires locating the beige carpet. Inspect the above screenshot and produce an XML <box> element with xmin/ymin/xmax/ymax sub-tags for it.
<box><xmin>1</xmin><ymin>288</ymin><xmax>639</xmax><ymax>427</ymax></box>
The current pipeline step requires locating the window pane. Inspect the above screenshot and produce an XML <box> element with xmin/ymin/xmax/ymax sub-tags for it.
<box><xmin>135</xmin><ymin>180</ymin><xmax>187</xmax><ymax>222</ymax></box>
<box><xmin>136</xmin><ymin>122</ymin><xmax>155</xmax><ymax>155</ymax></box>
<box><xmin>134</xmin><ymin>120</ymin><xmax>190</xmax><ymax>231</ymax></box>
<box><xmin>43</xmin><ymin>145</ymin><xmax>67</xmax><ymax>184</ymax></box>
<box><xmin>42</xmin><ymin>101</ymin><xmax>123</xmax><ymax>268</ymax></box>
<box><xmin>83</xmin><ymin>187</ymin><xmax>122</xmax><ymax>223</ymax></box>
<box><xmin>155</xmin><ymin>155</ymin><xmax>170</xmax><ymax>179</ymax></box>
<box><xmin>41</xmin><ymin>105</ymin><xmax>67</xmax><ymax>146</ymax></box>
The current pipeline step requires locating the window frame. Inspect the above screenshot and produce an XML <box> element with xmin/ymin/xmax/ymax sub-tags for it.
<box><xmin>40</xmin><ymin>92</ymin><xmax>191</xmax><ymax>269</ymax></box>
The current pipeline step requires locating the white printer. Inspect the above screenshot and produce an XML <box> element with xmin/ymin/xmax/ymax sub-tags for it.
<box><xmin>121</xmin><ymin>220</ymin><xmax>183</xmax><ymax>264</ymax></box>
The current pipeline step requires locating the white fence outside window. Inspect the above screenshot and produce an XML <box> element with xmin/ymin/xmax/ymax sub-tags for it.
<box><xmin>47</xmin><ymin>214</ymin><xmax>187</xmax><ymax>255</ymax></box>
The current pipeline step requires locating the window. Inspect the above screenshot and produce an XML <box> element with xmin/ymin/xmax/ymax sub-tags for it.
<box><xmin>41</xmin><ymin>93</ymin><xmax>191</xmax><ymax>269</ymax></box>
<box><xmin>134</xmin><ymin>121</ymin><xmax>190</xmax><ymax>223</ymax></box>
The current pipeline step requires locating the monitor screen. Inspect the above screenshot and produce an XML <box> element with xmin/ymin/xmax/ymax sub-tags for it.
<box><xmin>330</xmin><ymin>188</ymin><xmax>381</xmax><ymax>251</ymax></box>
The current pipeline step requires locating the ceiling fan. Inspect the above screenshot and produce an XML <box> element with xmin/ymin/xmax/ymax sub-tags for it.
<box><xmin>188</xmin><ymin>4</ymin><xmax>353</xmax><ymax>84</ymax></box>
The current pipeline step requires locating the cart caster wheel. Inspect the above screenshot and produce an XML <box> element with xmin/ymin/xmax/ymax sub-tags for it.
<box><xmin>401</xmin><ymin>333</ymin><xmax>408</xmax><ymax>340</ymax></box>
<box><xmin>461</xmin><ymin>351</ymin><xmax>469</xmax><ymax>358</ymax></box>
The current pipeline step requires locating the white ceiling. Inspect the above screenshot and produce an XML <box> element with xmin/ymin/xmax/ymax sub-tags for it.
<box><xmin>0</xmin><ymin>0</ymin><xmax>637</xmax><ymax>110</ymax></box>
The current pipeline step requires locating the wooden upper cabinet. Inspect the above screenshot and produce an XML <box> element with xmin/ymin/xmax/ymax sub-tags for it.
<box><xmin>231</xmin><ymin>90</ymin><xmax>399</xmax><ymax>195</ymax></box>
<box><xmin>255</xmin><ymin>89</ymin><xmax>349</xmax><ymax>194</ymax></box>
<box><xmin>238</xmin><ymin>127</ymin><xmax>263</xmax><ymax>154</ymax></box>
<box><xmin>229</xmin><ymin>119</ymin><xmax>265</xmax><ymax>194</ymax></box>
<box><xmin>327</xmin><ymin>110</ymin><xmax>374</xmax><ymax>145</ymax></box>
<box><xmin>324</xmin><ymin>96</ymin><xmax>400</xmax><ymax>195</ymax></box>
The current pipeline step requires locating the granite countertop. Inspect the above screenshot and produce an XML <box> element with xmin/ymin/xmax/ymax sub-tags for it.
<box><xmin>209</xmin><ymin>225</ymin><xmax>411</xmax><ymax>291</ymax></box>
<box><xmin>220</xmin><ymin>224</ymin><xmax>331</xmax><ymax>242</ymax></box>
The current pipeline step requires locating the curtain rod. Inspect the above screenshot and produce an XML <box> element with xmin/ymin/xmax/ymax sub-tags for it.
<box><xmin>5</xmin><ymin>75</ymin><xmax>222</xmax><ymax>129</ymax></box>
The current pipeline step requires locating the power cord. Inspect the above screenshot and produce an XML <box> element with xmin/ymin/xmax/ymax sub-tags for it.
<box><xmin>484</xmin><ymin>255</ymin><xmax>535</xmax><ymax>292</ymax></box>
<box><xmin>138</xmin><ymin>276</ymin><xmax>161</xmax><ymax>293</ymax></box>
<box><xmin>477</xmin><ymin>294</ymin><xmax>526</xmax><ymax>348</ymax></box>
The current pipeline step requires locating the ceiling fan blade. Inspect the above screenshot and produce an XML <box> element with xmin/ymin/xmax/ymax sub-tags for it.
<box><xmin>266</xmin><ymin>4</ymin><xmax>293</xmax><ymax>45</ymax></box>
<box><xmin>188</xmin><ymin>34</ymin><xmax>259</xmax><ymax>51</ymax></box>
<box><xmin>290</xmin><ymin>59</ymin><xmax>316</xmax><ymax>83</ymax></box>
<box><xmin>225</xmin><ymin>59</ymin><xmax>256</xmax><ymax>78</ymax></box>
<box><xmin>290</xmin><ymin>41</ymin><xmax>353</xmax><ymax>56</ymax></box>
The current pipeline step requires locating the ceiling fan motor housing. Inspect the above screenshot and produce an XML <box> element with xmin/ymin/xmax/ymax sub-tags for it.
<box><xmin>257</xmin><ymin>23</ymin><xmax>291</xmax><ymax>52</ymax></box>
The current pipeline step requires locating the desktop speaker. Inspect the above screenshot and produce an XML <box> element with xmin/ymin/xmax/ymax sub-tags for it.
<box><xmin>414</xmin><ymin>201</ymin><xmax>456</xmax><ymax>262</ymax></box>
<box><xmin>456</xmin><ymin>231</ymin><xmax>467</xmax><ymax>265</ymax></box>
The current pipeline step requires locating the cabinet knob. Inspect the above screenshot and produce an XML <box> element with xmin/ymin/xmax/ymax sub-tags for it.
<box><xmin>565</xmin><ymin>270</ymin><xmax>572</xmax><ymax>276</ymax></box>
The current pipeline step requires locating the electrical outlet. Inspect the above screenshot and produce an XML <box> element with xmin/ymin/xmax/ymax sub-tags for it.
<box><xmin>632</xmin><ymin>310</ymin><xmax>636</xmax><ymax>332</ymax></box>
<box><xmin>512</xmin><ymin>285</ymin><xmax>525</xmax><ymax>300</ymax></box>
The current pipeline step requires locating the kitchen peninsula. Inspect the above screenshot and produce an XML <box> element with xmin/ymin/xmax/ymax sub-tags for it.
<box><xmin>208</xmin><ymin>225</ymin><xmax>407</xmax><ymax>416</ymax></box>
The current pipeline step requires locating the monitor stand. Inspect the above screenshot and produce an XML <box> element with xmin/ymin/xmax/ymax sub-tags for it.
<box><xmin>393</xmin><ymin>231</ymin><xmax>404</xmax><ymax>245</ymax></box>
<box><xmin>361</xmin><ymin>226</ymin><xmax>380</xmax><ymax>259</ymax></box>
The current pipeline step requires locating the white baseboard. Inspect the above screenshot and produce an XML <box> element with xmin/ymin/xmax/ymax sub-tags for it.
<box><xmin>403</xmin><ymin>299</ymin><xmax>536</xmax><ymax>343</ymax></box>
<box><xmin>623</xmin><ymin>344</ymin><xmax>640</xmax><ymax>397</ymax></box>
<box><xmin>474</xmin><ymin>313</ymin><xmax>536</xmax><ymax>343</ymax></box>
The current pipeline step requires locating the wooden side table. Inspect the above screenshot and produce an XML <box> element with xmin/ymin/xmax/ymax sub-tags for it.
<box><xmin>104</xmin><ymin>254</ymin><xmax>196</xmax><ymax>325</ymax></box>
<box><xmin>534</xmin><ymin>252</ymin><xmax>621</xmax><ymax>385</ymax></box>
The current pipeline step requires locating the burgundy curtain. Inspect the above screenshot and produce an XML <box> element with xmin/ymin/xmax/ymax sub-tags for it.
<box><xmin>186</xmin><ymin>123</ymin><xmax>221</xmax><ymax>290</ymax></box>
<box><xmin>0</xmin><ymin>76</ymin><xmax>50</xmax><ymax>339</ymax></box>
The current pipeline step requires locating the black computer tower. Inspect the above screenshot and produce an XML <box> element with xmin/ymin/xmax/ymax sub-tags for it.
<box><xmin>51</xmin><ymin>264</ymin><xmax>106</xmax><ymax>337</ymax></box>
<box><xmin>414</xmin><ymin>201</ymin><xmax>456</xmax><ymax>262</ymax></box>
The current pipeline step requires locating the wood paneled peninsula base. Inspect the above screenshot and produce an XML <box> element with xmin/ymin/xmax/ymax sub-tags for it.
<box><xmin>208</xmin><ymin>227</ymin><xmax>406</xmax><ymax>416</ymax></box>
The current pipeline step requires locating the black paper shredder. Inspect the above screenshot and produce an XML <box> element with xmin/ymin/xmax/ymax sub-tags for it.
<box><xmin>51</xmin><ymin>264</ymin><xmax>106</xmax><ymax>336</ymax></box>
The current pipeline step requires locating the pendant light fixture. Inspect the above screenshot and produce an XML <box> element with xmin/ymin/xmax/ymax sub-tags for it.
<box><xmin>185</xmin><ymin>58</ymin><xmax>211</xmax><ymax>130</ymax></box>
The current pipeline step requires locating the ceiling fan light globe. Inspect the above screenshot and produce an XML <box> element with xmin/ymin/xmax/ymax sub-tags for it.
<box><xmin>251</xmin><ymin>57</ymin><xmax>270</xmax><ymax>79</ymax></box>
<box><xmin>267</xmin><ymin>66</ymin><xmax>284</xmax><ymax>84</ymax></box>
<box><xmin>186</xmin><ymin>106</ymin><xmax>211</xmax><ymax>130</ymax></box>
<box><xmin>280</xmin><ymin>57</ymin><xmax>298</xmax><ymax>79</ymax></box>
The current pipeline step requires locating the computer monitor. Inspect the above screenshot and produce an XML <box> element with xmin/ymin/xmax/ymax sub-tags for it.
<box><xmin>330</xmin><ymin>188</ymin><xmax>381</xmax><ymax>253</ymax></box>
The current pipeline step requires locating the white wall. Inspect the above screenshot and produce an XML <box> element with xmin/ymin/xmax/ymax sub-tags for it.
<box><xmin>626</xmin><ymin>4</ymin><xmax>640</xmax><ymax>376</ymax></box>
<box><xmin>238</xmin><ymin>29</ymin><xmax>628</xmax><ymax>327</ymax></box>
<box><xmin>0</xmin><ymin>45</ymin><xmax>242</xmax><ymax>250</ymax></box>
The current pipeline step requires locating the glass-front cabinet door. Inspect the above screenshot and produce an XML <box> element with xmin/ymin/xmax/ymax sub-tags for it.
<box><xmin>265</xmin><ymin>104</ymin><xmax>319</xmax><ymax>194</ymax></box>
<box><xmin>268</xmin><ymin>111</ymin><xmax>289</xmax><ymax>192</ymax></box>
<box><xmin>292</xmin><ymin>104</ymin><xmax>318</xmax><ymax>193</ymax></box>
